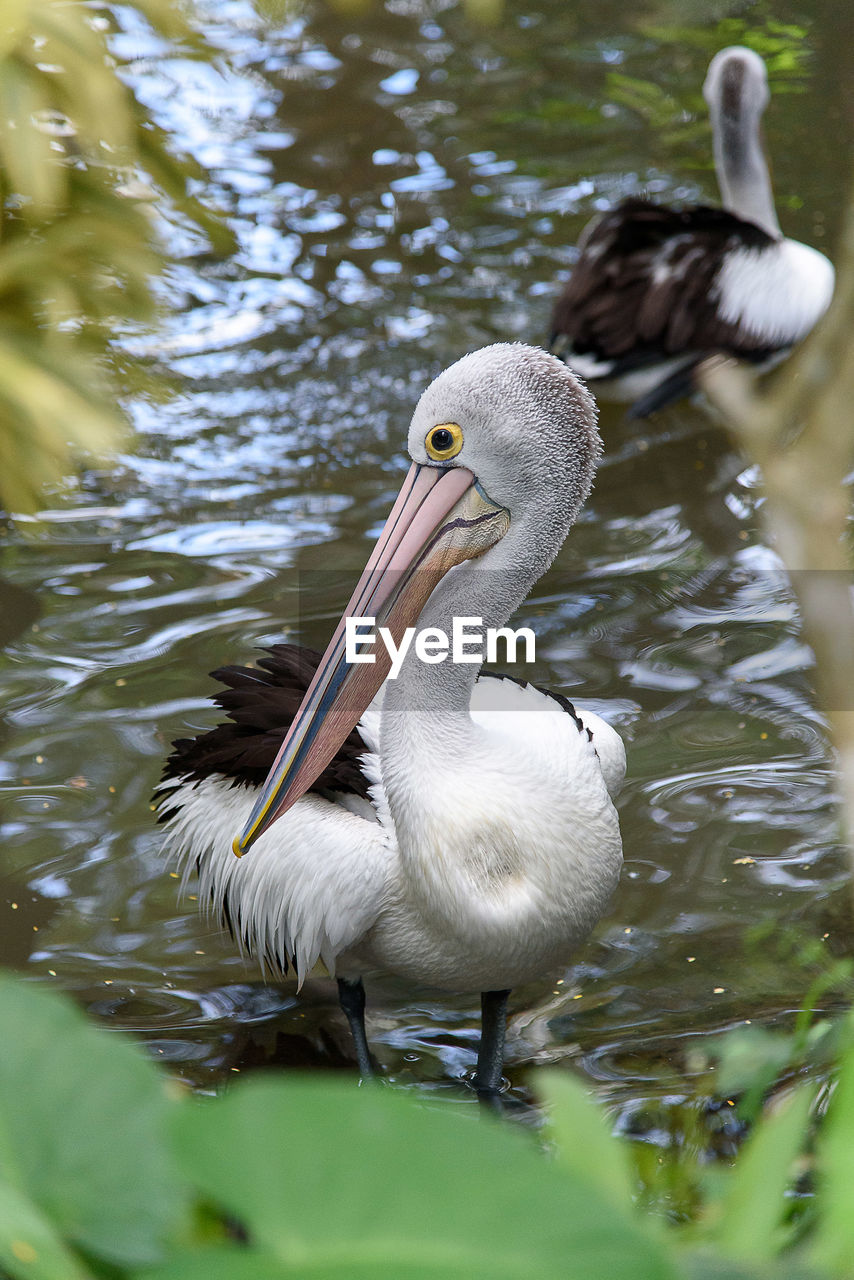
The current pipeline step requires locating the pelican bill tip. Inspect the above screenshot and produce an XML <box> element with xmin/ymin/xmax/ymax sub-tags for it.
<box><xmin>232</xmin><ymin>833</ymin><xmax>246</xmax><ymax>859</ymax></box>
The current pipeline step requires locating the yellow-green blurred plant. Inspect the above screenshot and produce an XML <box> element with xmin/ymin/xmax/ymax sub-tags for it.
<box><xmin>0</xmin><ymin>0</ymin><xmax>231</xmax><ymax>515</ymax></box>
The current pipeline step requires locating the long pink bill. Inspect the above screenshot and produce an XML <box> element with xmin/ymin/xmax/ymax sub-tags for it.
<box><xmin>233</xmin><ymin>462</ymin><xmax>510</xmax><ymax>856</ymax></box>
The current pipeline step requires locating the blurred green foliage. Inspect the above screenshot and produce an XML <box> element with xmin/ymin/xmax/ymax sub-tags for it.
<box><xmin>323</xmin><ymin>0</ymin><xmax>504</xmax><ymax>22</ymax></box>
<box><xmin>605</xmin><ymin>17</ymin><xmax>810</xmax><ymax>157</ymax></box>
<box><xmin>485</xmin><ymin>11</ymin><xmax>811</xmax><ymax>175</ymax></box>
<box><xmin>0</xmin><ymin>0</ymin><xmax>231</xmax><ymax>515</ymax></box>
<box><xmin>1</xmin><ymin>971</ymin><xmax>854</xmax><ymax>1280</ymax></box>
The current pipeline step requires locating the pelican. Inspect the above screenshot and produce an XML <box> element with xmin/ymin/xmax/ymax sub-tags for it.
<box><xmin>549</xmin><ymin>46</ymin><xmax>835</xmax><ymax>418</ymax></box>
<box><xmin>158</xmin><ymin>343</ymin><xmax>625</xmax><ymax>1098</ymax></box>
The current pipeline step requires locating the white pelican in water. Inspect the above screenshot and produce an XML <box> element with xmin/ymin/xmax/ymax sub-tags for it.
<box><xmin>159</xmin><ymin>343</ymin><xmax>624</xmax><ymax>1097</ymax></box>
<box><xmin>550</xmin><ymin>46</ymin><xmax>835</xmax><ymax>418</ymax></box>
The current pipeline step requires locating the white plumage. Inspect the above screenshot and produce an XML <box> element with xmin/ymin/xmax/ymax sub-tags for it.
<box><xmin>162</xmin><ymin>676</ymin><xmax>623</xmax><ymax>991</ymax></box>
<box><xmin>713</xmin><ymin>239</ymin><xmax>834</xmax><ymax>345</ymax></box>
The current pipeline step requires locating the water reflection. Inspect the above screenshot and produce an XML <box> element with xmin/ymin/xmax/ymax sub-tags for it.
<box><xmin>0</xmin><ymin>0</ymin><xmax>848</xmax><ymax>1145</ymax></box>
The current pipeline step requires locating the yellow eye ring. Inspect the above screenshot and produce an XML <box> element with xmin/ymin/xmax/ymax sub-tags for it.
<box><xmin>425</xmin><ymin>422</ymin><xmax>463</xmax><ymax>461</ymax></box>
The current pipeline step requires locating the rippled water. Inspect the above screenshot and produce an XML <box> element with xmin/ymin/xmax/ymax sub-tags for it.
<box><xmin>1</xmin><ymin>0</ymin><xmax>851</xmax><ymax>1129</ymax></box>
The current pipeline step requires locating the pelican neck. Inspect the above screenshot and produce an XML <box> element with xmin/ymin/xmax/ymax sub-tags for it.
<box><xmin>710</xmin><ymin>99</ymin><xmax>781</xmax><ymax>238</ymax></box>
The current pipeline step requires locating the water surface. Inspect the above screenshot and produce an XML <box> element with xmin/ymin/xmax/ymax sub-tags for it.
<box><xmin>1</xmin><ymin>0</ymin><xmax>850</xmax><ymax>1137</ymax></box>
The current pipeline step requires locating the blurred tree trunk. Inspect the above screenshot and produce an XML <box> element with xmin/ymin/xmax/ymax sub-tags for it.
<box><xmin>700</xmin><ymin>186</ymin><xmax>854</xmax><ymax>859</ymax></box>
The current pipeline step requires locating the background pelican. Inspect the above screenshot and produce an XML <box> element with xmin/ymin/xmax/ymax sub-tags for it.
<box><xmin>549</xmin><ymin>46</ymin><xmax>835</xmax><ymax>418</ymax></box>
<box><xmin>159</xmin><ymin>343</ymin><xmax>625</xmax><ymax>1098</ymax></box>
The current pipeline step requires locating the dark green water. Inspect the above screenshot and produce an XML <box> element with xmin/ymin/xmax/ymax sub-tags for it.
<box><xmin>1</xmin><ymin>0</ymin><xmax>852</xmax><ymax>1135</ymax></box>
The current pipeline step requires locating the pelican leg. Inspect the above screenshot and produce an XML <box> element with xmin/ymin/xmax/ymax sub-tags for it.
<box><xmin>474</xmin><ymin>988</ymin><xmax>510</xmax><ymax>1103</ymax></box>
<box><xmin>337</xmin><ymin>976</ymin><xmax>374</xmax><ymax>1079</ymax></box>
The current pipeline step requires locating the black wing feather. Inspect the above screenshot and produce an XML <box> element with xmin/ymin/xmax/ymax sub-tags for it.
<box><xmin>160</xmin><ymin>644</ymin><xmax>371</xmax><ymax>800</ymax></box>
<box><xmin>550</xmin><ymin>199</ymin><xmax>780</xmax><ymax>372</ymax></box>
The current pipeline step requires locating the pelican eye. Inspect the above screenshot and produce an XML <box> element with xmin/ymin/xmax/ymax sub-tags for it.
<box><xmin>426</xmin><ymin>422</ymin><xmax>463</xmax><ymax>461</ymax></box>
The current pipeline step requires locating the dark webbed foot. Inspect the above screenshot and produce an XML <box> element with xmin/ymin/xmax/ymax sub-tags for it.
<box><xmin>337</xmin><ymin>976</ymin><xmax>375</xmax><ymax>1079</ymax></box>
<box><xmin>473</xmin><ymin>988</ymin><xmax>510</xmax><ymax>1105</ymax></box>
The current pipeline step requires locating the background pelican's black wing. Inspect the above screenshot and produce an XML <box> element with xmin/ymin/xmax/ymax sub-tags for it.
<box><xmin>160</xmin><ymin>644</ymin><xmax>371</xmax><ymax>799</ymax></box>
<box><xmin>550</xmin><ymin>199</ymin><xmax>779</xmax><ymax>372</ymax></box>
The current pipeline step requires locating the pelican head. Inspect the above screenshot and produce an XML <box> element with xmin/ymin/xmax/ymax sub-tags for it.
<box><xmin>703</xmin><ymin>46</ymin><xmax>770</xmax><ymax>120</ymax></box>
<box><xmin>233</xmin><ymin>342</ymin><xmax>599</xmax><ymax>856</ymax></box>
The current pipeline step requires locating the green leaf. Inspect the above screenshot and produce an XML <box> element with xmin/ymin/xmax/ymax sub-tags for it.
<box><xmin>139</xmin><ymin>1245</ymin><xmax>586</xmax><ymax>1280</ymax></box>
<box><xmin>0</xmin><ymin>58</ymin><xmax>64</xmax><ymax>212</ymax></box>
<box><xmin>136</xmin><ymin>1248</ymin><xmax>292</xmax><ymax>1280</ymax></box>
<box><xmin>34</xmin><ymin>8</ymin><xmax>134</xmax><ymax>154</ymax></box>
<box><xmin>172</xmin><ymin>1077</ymin><xmax>679</xmax><ymax>1279</ymax></box>
<box><xmin>0</xmin><ymin>975</ymin><xmax>187</xmax><ymax>1267</ymax></box>
<box><xmin>0</xmin><ymin>338</ymin><xmax>122</xmax><ymax>511</ymax></box>
<box><xmin>0</xmin><ymin>0</ymin><xmax>28</xmax><ymax>61</ymax></box>
<box><xmin>710</xmin><ymin>1085</ymin><xmax>814</xmax><ymax>1262</ymax></box>
<box><xmin>0</xmin><ymin>1179</ymin><xmax>93</xmax><ymax>1280</ymax></box>
<box><xmin>681</xmin><ymin>1252</ymin><xmax>820</xmax><ymax>1280</ymax></box>
<box><xmin>538</xmin><ymin>1070</ymin><xmax>637</xmax><ymax>1214</ymax></box>
<box><xmin>711</xmin><ymin>1026</ymin><xmax>797</xmax><ymax>1124</ymax></box>
<box><xmin>813</xmin><ymin>1033</ymin><xmax>854</xmax><ymax>1273</ymax></box>
<box><xmin>713</xmin><ymin>1027</ymin><xmax>795</xmax><ymax>1098</ymax></box>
